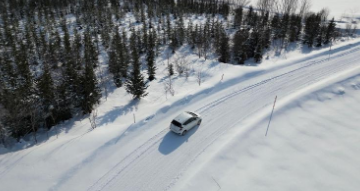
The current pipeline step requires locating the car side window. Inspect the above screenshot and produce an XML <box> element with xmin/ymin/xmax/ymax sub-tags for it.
<box><xmin>183</xmin><ymin>119</ymin><xmax>192</xmax><ymax>125</ymax></box>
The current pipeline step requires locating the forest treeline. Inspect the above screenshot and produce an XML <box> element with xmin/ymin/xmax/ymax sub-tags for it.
<box><xmin>0</xmin><ymin>0</ymin><xmax>344</xmax><ymax>146</ymax></box>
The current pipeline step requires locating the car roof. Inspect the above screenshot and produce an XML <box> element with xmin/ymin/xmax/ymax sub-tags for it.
<box><xmin>173</xmin><ymin>111</ymin><xmax>193</xmax><ymax>124</ymax></box>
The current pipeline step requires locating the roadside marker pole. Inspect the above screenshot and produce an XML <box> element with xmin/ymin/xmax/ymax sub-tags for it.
<box><xmin>265</xmin><ymin>96</ymin><xmax>277</xmax><ymax>136</ymax></box>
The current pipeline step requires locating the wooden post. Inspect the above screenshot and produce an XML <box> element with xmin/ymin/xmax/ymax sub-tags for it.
<box><xmin>133</xmin><ymin>113</ymin><xmax>136</xmax><ymax>123</ymax></box>
<box><xmin>265</xmin><ymin>96</ymin><xmax>277</xmax><ymax>136</ymax></box>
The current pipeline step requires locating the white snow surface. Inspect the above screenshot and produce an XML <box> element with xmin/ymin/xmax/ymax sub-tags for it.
<box><xmin>247</xmin><ymin>0</ymin><xmax>360</xmax><ymax>20</ymax></box>
<box><xmin>174</xmin><ymin>61</ymin><xmax>360</xmax><ymax>191</ymax></box>
<box><xmin>1</xmin><ymin>36</ymin><xmax>360</xmax><ymax>191</ymax></box>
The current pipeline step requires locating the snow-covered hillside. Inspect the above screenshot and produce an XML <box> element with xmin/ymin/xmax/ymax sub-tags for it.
<box><xmin>1</xmin><ymin>0</ymin><xmax>360</xmax><ymax>190</ymax></box>
<box><xmin>1</xmin><ymin>35</ymin><xmax>360</xmax><ymax>191</ymax></box>
<box><xmin>174</xmin><ymin>61</ymin><xmax>360</xmax><ymax>191</ymax></box>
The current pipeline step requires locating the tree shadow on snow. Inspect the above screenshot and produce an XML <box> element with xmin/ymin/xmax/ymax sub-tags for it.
<box><xmin>98</xmin><ymin>99</ymin><xmax>140</xmax><ymax>126</ymax></box>
<box><xmin>158</xmin><ymin>125</ymin><xmax>199</xmax><ymax>155</ymax></box>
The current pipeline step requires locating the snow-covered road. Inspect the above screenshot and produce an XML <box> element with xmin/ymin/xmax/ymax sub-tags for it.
<box><xmin>81</xmin><ymin>44</ymin><xmax>360</xmax><ymax>191</ymax></box>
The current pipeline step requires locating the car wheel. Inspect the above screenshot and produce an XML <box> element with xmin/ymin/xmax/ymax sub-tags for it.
<box><xmin>182</xmin><ymin>130</ymin><xmax>188</xmax><ymax>136</ymax></box>
<box><xmin>197</xmin><ymin>120</ymin><xmax>202</xmax><ymax>125</ymax></box>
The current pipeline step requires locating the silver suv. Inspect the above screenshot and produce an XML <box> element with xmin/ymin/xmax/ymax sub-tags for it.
<box><xmin>170</xmin><ymin>111</ymin><xmax>202</xmax><ymax>135</ymax></box>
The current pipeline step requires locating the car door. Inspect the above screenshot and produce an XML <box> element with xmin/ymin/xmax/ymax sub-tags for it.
<box><xmin>187</xmin><ymin>117</ymin><xmax>197</xmax><ymax>130</ymax></box>
<box><xmin>183</xmin><ymin>118</ymin><xmax>192</xmax><ymax>130</ymax></box>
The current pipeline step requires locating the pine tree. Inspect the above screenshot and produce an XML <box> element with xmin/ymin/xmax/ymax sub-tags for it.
<box><xmin>166</xmin><ymin>14</ymin><xmax>172</xmax><ymax>43</ymax></box>
<box><xmin>218</xmin><ymin>28</ymin><xmax>230</xmax><ymax>63</ymax></box>
<box><xmin>187</xmin><ymin>20</ymin><xmax>194</xmax><ymax>46</ymax></box>
<box><xmin>254</xmin><ymin>44</ymin><xmax>263</xmax><ymax>63</ymax></box>
<box><xmin>176</xmin><ymin>16</ymin><xmax>185</xmax><ymax>45</ymax></box>
<box><xmin>279</xmin><ymin>13</ymin><xmax>290</xmax><ymax>41</ymax></box>
<box><xmin>142</xmin><ymin>21</ymin><xmax>148</xmax><ymax>52</ymax></box>
<box><xmin>58</xmin><ymin>58</ymin><xmax>79</xmax><ymax>120</ymax></box>
<box><xmin>316</xmin><ymin>18</ymin><xmax>327</xmax><ymax>48</ymax></box>
<box><xmin>246</xmin><ymin>6</ymin><xmax>254</xmax><ymax>26</ymax></box>
<box><xmin>233</xmin><ymin>6</ymin><xmax>243</xmax><ymax>28</ymax></box>
<box><xmin>108</xmin><ymin>29</ymin><xmax>123</xmax><ymax>87</ymax></box>
<box><xmin>125</xmin><ymin>30</ymin><xmax>148</xmax><ymax>99</ymax></box>
<box><xmin>80</xmin><ymin>29</ymin><xmax>100</xmax><ymax>114</ymax></box>
<box><xmin>303</xmin><ymin>13</ymin><xmax>321</xmax><ymax>48</ymax></box>
<box><xmin>170</xmin><ymin>29</ymin><xmax>179</xmax><ymax>53</ymax></box>
<box><xmin>37</xmin><ymin>63</ymin><xmax>55</xmax><ymax>128</ymax></box>
<box><xmin>324</xmin><ymin>18</ymin><xmax>336</xmax><ymax>45</ymax></box>
<box><xmin>260</xmin><ymin>12</ymin><xmax>271</xmax><ymax>49</ymax></box>
<box><xmin>203</xmin><ymin>18</ymin><xmax>211</xmax><ymax>60</ymax></box>
<box><xmin>121</xmin><ymin>30</ymin><xmax>129</xmax><ymax>78</ymax></box>
<box><xmin>147</xmin><ymin>29</ymin><xmax>156</xmax><ymax>81</ymax></box>
<box><xmin>80</xmin><ymin>61</ymin><xmax>101</xmax><ymax>114</ymax></box>
<box><xmin>84</xmin><ymin>28</ymin><xmax>98</xmax><ymax>68</ymax></box>
<box><xmin>168</xmin><ymin>63</ymin><xmax>174</xmax><ymax>76</ymax></box>
<box><xmin>62</xmin><ymin>19</ymin><xmax>71</xmax><ymax>55</ymax></box>
<box><xmin>233</xmin><ymin>29</ymin><xmax>249</xmax><ymax>64</ymax></box>
<box><xmin>271</xmin><ymin>14</ymin><xmax>281</xmax><ymax>40</ymax></box>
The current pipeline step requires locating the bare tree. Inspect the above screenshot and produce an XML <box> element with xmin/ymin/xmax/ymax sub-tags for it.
<box><xmin>319</xmin><ymin>8</ymin><xmax>330</xmax><ymax>22</ymax></box>
<box><xmin>348</xmin><ymin>8</ymin><xmax>359</xmax><ymax>36</ymax></box>
<box><xmin>197</xmin><ymin>67</ymin><xmax>204</xmax><ymax>86</ymax></box>
<box><xmin>174</xmin><ymin>56</ymin><xmax>189</xmax><ymax>76</ymax></box>
<box><xmin>298</xmin><ymin>0</ymin><xmax>311</xmax><ymax>19</ymax></box>
<box><xmin>164</xmin><ymin>76</ymin><xmax>175</xmax><ymax>100</ymax></box>
<box><xmin>28</xmin><ymin>101</ymin><xmax>41</xmax><ymax>144</ymax></box>
<box><xmin>257</xmin><ymin>0</ymin><xmax>277</xmax><ymax>15</ymax></box>
<box><xmin>0</xmin><ymin>122</ymin><xmax>9</xmax><ymax>147</ymax></box>
<box><xmin>97</xmin><ymin>67</ymin><xmax>109</xmax><ymax>100</ymax></box>
<box><xmin>89</xmin><ymin>109</ymin><xmax>98</xmax><ymax>129</ymax></box>
<box><xmin>279</xmin><ymin>0</ymin><xmax>298</xmax><ymax>15</ymax></box>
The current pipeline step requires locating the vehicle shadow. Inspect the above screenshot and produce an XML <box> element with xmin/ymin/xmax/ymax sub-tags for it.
<box><xmin>158</xmin><ymin>125</ymin><xmax>199</xmax><ymax>155</ymax></box>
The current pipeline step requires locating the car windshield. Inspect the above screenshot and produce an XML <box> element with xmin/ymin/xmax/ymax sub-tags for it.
<box><xmin>186</xmin><ymin>111</ymin><xmax>197</xmax><ymax>117</ymax></box>
<box><xmin>171</xmin><ymin>120</ymin><xmax>182</xmax><ymax>127</ymax></box>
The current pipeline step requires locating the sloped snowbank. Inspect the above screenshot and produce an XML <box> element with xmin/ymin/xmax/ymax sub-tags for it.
<box><xmin>174</xmin><ymin>63</ymin><xmax>360</xmax><ymax>191</ymax></box>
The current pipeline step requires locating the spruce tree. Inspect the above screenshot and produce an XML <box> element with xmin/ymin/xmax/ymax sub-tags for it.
<box><xmin>80</xmin><ymin>61</ymin><xmax>101</xmax><ymax>114</ymax></box>
<box><xmin>261</xmin><ymin>12</ymin><xmax>271</xmax><ymax>49</ymax></box>
<box><xmin>271</xmin><ymin>14</ymin><xmax>281</xmax><ymax>40</ymax></box>
<box><xmin>218</xmin><ymin>28</ymin><xmax>230</xmax><ymax>63</ymax></box>
<box><xmin>289</xmin><ymin>14</ymin><xmax>301</xmax><ymax>42</ymax></box>
<box><xmin>62</xmin><ymin>19</ymin><xmax>71</xmax><ymax>55</ymax></box>
<box><xmin>233</xmin><ymin>29</ymin><xmax>249</xmax><ymax>64</ymax></box>
<box><xmin>247</xmin><ymin>25</ymin><xmax>261</xmax><ymax>59</ymax></box>
<box><xmin>37</xmin><ymin>63</ymin><xmax>55</xmax><ymax>128</ymax></box>
<box><xmin>324</xmin><ymin>18</ymin><xmax>336</xmax><ymax>45</ymax></box>
<box><xmin>279</xmin><ymin>13</ymin><xmax>290</xmax><ymax>41</ymax></box>
<box><xmin>304</xmin><ymin>14</ymin><xmax>318</xmax><ymax>47</ymax></box>
<box><xmin>80</xmin><ymin>29</ymin><xmax>100</xmax><ymax>114</ymax></box>
<box><xmin>254</xmin><ymin>44</ymin><xmax>263</xmax><ymax>63</ymax></box>
<box><xmin>108</xmin><ymin>30</ymin><xmax>123</xmax><ymax>87</ymax></box>
<box><xmin>147</xmin><ymin>29</ymin><xmax>156</xmax><ymax>81</ymax></box>
<box><xmin>125</xmin><ymin>30</ymin><xmax>148</xmax><ymax>99</ymax></box>
<box><xmin>233</xmin><ymin>6</ymin><xmax>243</xmax><ymax>28</ymax></box>
<box><xmin>121</xmin><ymin>30</ymin><xmax>129</xmax><ymax>78</ymax></box>
<box><xmin>168</xmin><ymin>63</ymin><xmax>174</xmax><ymax>76</ymax></box>
<box><xmin>176</xmin><ymin>16</ymin><xmax>185</xmax><ymax>45</ymax></box>
<box><xmin>246</xmin><ymin>6</ymin><xmax>254</xmax><ymax>26</ymax></box>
